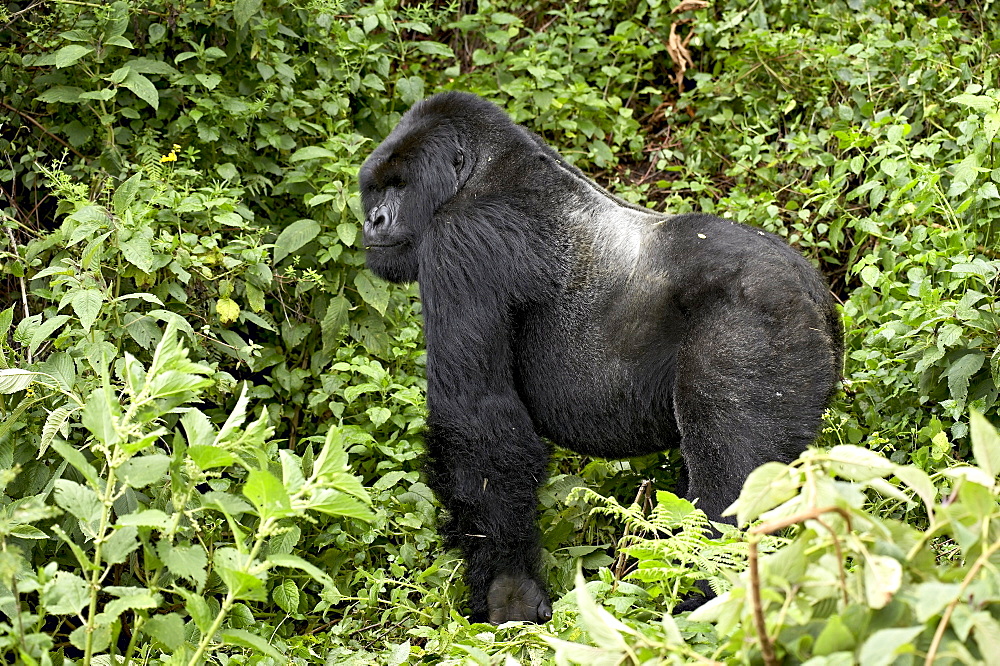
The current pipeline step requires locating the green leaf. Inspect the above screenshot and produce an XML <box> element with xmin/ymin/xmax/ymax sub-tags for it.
<box><xmin>118</xmin><ymin>454</ymin><xmax>171</xmax><ymax>488</ymax></box>
<box><xmin>188</xmin><ymin>445</ymin><xmax>236</xmax><ymax>470</ymax></box>
<box><xmin>243</xmin><ymin>469</ymin><xmax>294</xmax><ymax>520</ymax></box>
<box><xmin>272</xmin><ymin>579</ymin><xmax>299</xmax><ymax>614</ymax></box>
<box><xmin>29</xmin><ymin>314</ymin><xmax>71</xmax><ymax>354</ymax></box>
<box><xmin>273</xmin><ymin>219</ymin><xmax>320</xmax><ymax>263</ymax></box>
<box><xmin>233</xmin><ymin>0</ymin><xmax>263</xmax><ymax>27</ymax></box>
<box><xmin>102</xmin><ymin>525</ymin><xmax>140</xmax><ymax>564</ymax></box>
<box><xmin>306</xmin><ymin>489</ymin><xmax>374</xmax><ymax>521</ymax></box>
<box><xmin>266</xmin><ymin>553</ymin><xmax>337</xmax><ymax>593</ymax></box>
<box><xmin>946</xmin><ymin>352</ymin><xmax>986</xmax><ymax>406</ymax></box>
<box><xmin>157</xmin><ymin>541</ymin><xmax>208</xmax><ymax>589</ymax></box>
<box><xmin>121</xmin><ymin>70</ymin><xmax>159</xmax><ymax>109</ymax></box>
<box><xmin>415</xmin><ymin>41</ymin><xmax>455</xmax><ymax>58</ymax></box>
<box><xmin>951</xmin><ymin>94</ymin><xmax>996</xmax><ymax>112</ymax></box>
<box><xmin>573</xmin><ymin>568</ymin><xmax>632</xmax><ymax>650</ymax></box>
<box><xmin>727</xmin><ymin>461</ymin><xmax>798</xmax><ymax>525</ymax></box>
<box><xmin>176</xmin><ymin>588</ymin><xmax>213</xmax><ymax>632</ymax></box>
<box><xmin>50</xmin><ymin>439</ymin><xmax>101</xmax><ymax>488</ymax></box>
<box><xmin>289</xmin><ymin>146</ymin><xmax>338</xmax><ymax>161</ymax></box>
<box><xmin>827</xmin><ymin>445</ymin><xmax>897</xmax><ymax>481</ymax></box>
<box><xmin>337</xmin><ymin>222</ymin><xmax>357</xmax><ymax>246</ymax></box>
<box><xmin>969</xmin><ymin>409</ymin><xmax>1000</xmax><ymax>479</ymax></box>
<box><xmin>863</xmin><ymin>553</ymin><xmax>902</xmax><ymax>609</ymax></box>
<box><xmin>857</xmin><ymin>626</ymin><xmax>923</xmax><ymax>666</ymax></box>
<box><xmin>94</xmin><ymin>589</ymin><xmax>159</xmax><ymax>625</ymax></box>
<box><xmin>354</xmin><ymin>272</ymin><xmax>389</xmax><ymax>315</ymax></box>
<box><xmin>71</xmin><ymin>288</ymin><xmax>104</xmax><ymax>333</ymax></box>
<box><xmin>37</xmin><ymin>86</ymin><xmax>84</xmax><ymax>103</ymax></box>
<box><xmin>121</xmin><ymin>235</ymin><xmax>155</xmax><ymax>272</ymax></box>
<box><xmin>860</xmin><ymin>265</ymin><xmax>881</xmax><ymax>287</ymax></box>
<box><xmin>117</xmin><ymin>509</ymin><xmax>171</xmax><ymax>529</ymax></box>
<box><xmin>217</xmin><ymin>297</ymin><xmax>241</xmax><ymax>324</ymax></box>
<box><xmin>0</xmin><ymin>369</ymin><xmax>47</xmax><ymax>394</ymax></box>
<box><xmin>321</xmin><ymin>295</ymin><xmax>350</xmax><ymax>350</ymax></box>
<box><xmin>41</xmin><ymin>571</ymin><xmax>90</xmax><ymax>615</ymax></box>
<box><xmin>53</xmin><ymin>479</ymin><xmax>101</xmax><ymax>526</ymax></box>
<box><xmin>54</xmin><ymin>44</ymin><xmax>94</xmax><ymax>68</ymax></box>
<box><xmin>218</xmin><ymin>628</ymin><xmax>284</xmax><ymax>661</ymax></box>
<box><xmin>81</xmin><ymin>386</ymin><xmax>121</xmax><ymax>446</ymax></box>
<box><xmin>142</xmin><ymin>612</ymin><xmax>185</xmax><ymax>650</ymax></box>
<box><xmin>41</xmin><ymin>406</ymin><xmax>75</xmax><ymax>453</ymax></box>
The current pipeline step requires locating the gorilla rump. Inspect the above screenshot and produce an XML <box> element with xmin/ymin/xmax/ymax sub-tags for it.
<box><xmin>358</xmin><ymin>92</ymin><xmax>842</xmax><ymax>624</ymax></box>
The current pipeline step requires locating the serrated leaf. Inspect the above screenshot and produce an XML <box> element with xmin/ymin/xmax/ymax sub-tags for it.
<box><xmin>121</xmin><ymin>235</ymin><xmax>154</xmax><ymax>272</ymax></box>
<box><xmin>217</xmin><ymin>297</ymin><xmax>241</xmax><ymax>324</ymax></box>
<box><xmin>354</xmin><ymin>272</ymin><xmax>389</xmax><ymax>315</ymax></box>
<box><xmin>71</xmin><ymin>288</ymin><xmax>104</xmax><ymax>333</ymax></box>
<box><xmin>118</xmin><ymin>454</ymin><xmax>171</xmax><ymax>488</ymax></box>
<box><xmin>243</xmin><ymin>469</ymin><xmax>294</xmax><ymax>520</ymax></box>
<box><xmin>54</xmin><ymin>44</ymin><xmax>94</xmax><ymax>68</ymax></box>
<box><xmin>102</xmin><ymin>525</ymin><xmax>140</xmax><ymax>564</ymax></box>
<box><xmin>273</xmin><ymin>219</ymin><xmax>320</xmax><ymax>263</ymax></box>
<box><xmin>188</xmin><ymin>445</ymin><xmax>236</xmax><ymax>470</ymax></box>
<box><xmin>41</xmin><ymin>405</ymin><xmax>77</xmax><ymax>454</ymax></box>
<box><xmin>41</xmin><ymin>571</ymin><xmax>90</xmax><ymax>615</ymax></box>
<box><xmin>272</xmin><ymin>579</ymin><xmax>299</xmax><ymax>614</ymax></box>
<box><xmin>142</xmin><ymin>612</ymin><xmax>185</xmax><ymax>650</ymax></box>
<box><xmin>157</xmin><ymin>541</ymin><xmax>208</xmax><ymax>589</ymax></box>
<box><xmin>307</xmin><ymin>490</ymin><xmax>374</xmax><ymax>521</ymax></box>
<box><xmin>946</xmin><ymin>351</ymin><xmax>986</xmax><ymax>406</ymax></box>
<box><xmin>117</xmin><ymin>509</ymin><xmax>171</xmax><ymax>529</ymax></box>
<box><xmin>233</xmin><ymin>0</ymin><xmax>263</xmax><ymax>26</ymax></box>
<box><xmin>53</xmin><ymin>479</ymin><xmax>101</xmax><ymax>526</ymax></box>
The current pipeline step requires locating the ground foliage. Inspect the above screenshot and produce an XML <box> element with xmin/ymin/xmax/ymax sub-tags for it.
<box><xmin>0</xmin><ymin>0</ymin><xmax>998</xmax><ymax>663</ymax></box>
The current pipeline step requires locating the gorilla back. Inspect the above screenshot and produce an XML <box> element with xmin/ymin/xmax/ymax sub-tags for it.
<box><xmin>359</xmin><ymin>91</ymin><xmax>843</xmax><ymax>624</ymax></box>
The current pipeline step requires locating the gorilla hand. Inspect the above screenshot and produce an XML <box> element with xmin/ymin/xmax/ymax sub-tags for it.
<box><xmin>487</xmin><ymin>574</ymin><xmax>552</xmax><ymax>624</ymax></box>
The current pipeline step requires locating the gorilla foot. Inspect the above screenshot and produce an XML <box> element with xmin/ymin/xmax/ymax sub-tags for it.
<box><xmin>673</xmin><ymin>579</ymin><xmax>715</xmax><ymax>614</ymax></box>
<box><xmin>487</xmin><ymin>574</ymin><xmax>552</xmax><ymax>624</ymax></box>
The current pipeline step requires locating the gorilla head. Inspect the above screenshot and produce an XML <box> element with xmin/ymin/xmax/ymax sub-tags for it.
<box><xmin>359</xmin><ymin>94</ymin><xmax>498</xmax><ymax>283</ymax></box>
<box><xmin>358</xmin><ymin>91</ymin><xmax>842</xmax><ymax>624</ymax></box>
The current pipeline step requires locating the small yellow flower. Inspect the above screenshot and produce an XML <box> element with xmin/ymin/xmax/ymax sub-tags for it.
<box><xmin>172</xmin><ymin>144</ymin><xmax>181</xmax><ymax>151</ymax></box>
<box><xmin>160</xmin><ymin>151</ymin><xmax>177</xmax><ymax>163</ymax></box>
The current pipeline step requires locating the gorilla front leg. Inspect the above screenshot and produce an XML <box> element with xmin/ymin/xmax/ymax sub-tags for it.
<box><xmin>425</xmin><ymin>403</ymin><xmax>553</xmax><ymax>624</ymax></box>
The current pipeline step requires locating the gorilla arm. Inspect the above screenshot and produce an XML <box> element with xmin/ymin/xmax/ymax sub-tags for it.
<box><xmin>416</xmin><ymin>213</ymin><xmax>554</xmax><ymax>624</ymax></box>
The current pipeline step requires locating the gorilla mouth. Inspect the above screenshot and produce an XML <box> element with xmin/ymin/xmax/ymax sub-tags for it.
<box><xmin>365</xmin><ymin>241</ymin><xmax>404</xmax><ymax>249</ymax></box>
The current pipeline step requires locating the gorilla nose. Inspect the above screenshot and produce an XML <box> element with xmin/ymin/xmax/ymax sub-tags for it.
<box><xmin>369</xmin><ymin>209</ymin><xmax>387</xmax><ymax>229</ymax></box>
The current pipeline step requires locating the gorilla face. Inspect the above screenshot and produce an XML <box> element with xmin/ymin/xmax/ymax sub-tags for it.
<box><xmin>359</xmin><ymin>108</ymin><xmax>477</xmax><ymax>284</ymax></box>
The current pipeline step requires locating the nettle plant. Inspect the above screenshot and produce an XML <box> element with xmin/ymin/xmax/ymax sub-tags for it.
<box><xmin>544</xmin><ymin>412</ymin><xmax>1000</xmax><ymax>665</ymax></box>
<box><xmin>0</xmin><ymin>322</ymin><xmax>373</xmax><ymax>664</ymax></box>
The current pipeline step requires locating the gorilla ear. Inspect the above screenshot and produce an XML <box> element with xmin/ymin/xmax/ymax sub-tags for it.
<box><xmin>453</xmin><ymin>147</ymin><xmax>476</xmax><ymax>189</ymax></box>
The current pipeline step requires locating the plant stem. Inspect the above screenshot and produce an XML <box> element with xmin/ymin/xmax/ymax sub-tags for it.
<box><xmin>83</xmin><ymin>467</ymin><xmax>117</xmax><ymax>665</ymax></box>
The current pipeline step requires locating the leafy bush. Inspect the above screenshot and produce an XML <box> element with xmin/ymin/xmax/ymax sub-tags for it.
<box><xmin>0</xmin><ymin>0</ymin><xmax>998</xmax><ymax>662</ymax></box>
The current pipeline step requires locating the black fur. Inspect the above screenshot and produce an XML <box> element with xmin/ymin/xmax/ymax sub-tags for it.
<box><xmin>359</xmin><ymin>92</ymin><xmax>843</xmax><ymax>623</ymax></box>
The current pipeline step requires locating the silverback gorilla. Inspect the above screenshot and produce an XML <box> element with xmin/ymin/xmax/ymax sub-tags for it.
<box><xmin>359</xmin><ymin>92</ymin><xmax>843</xmax><ymax>624</ymax></box>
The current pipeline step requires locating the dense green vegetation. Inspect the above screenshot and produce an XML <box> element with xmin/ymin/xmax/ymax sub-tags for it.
<box><xmin>0</xmin><ymin>0</ymin><xmax>997</xmax><ymax>663</ymax></box>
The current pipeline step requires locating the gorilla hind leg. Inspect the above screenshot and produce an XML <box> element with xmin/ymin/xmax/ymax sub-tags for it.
<box><xmin>672</xmin><ymin>300</ymin><xmax>836</xmax><ymax>524</ymax></box>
